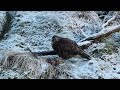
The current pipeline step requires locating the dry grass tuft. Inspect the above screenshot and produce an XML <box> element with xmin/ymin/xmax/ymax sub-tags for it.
<box><xmin>0</xmin><ymin>51</ymin><xmax>49</xmax><ymax>79</ymax></box>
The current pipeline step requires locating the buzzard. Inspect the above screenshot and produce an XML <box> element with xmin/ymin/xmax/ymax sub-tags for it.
<box><xmin>52</xmin><ymin>35</ymin><xmax>91</xmax><ymax>60</ymax></box>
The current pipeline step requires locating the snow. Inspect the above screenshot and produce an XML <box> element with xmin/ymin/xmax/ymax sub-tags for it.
<box><xmin>77</xmin><ymin>41</ymin><xmax>92</xmax><ymax>46</ymax></box>
<box><xmin>87</xmin><ymin>43</ymin><xmax>106</xmax><ymax>52</ymax></box>
<box><xmin>0</xmin><ymin>11</ymin><xmax>120</xmax><ymax>79</ymax></box>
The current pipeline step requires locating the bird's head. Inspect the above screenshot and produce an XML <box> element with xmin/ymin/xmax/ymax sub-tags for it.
<box><xmin>52</xmin><ymin>35</ymin><xmax>61</xmax><ymax>43</ymax></box>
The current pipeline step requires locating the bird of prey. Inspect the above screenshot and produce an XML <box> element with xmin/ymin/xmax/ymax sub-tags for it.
<box><xmin>52</xmin><ymin>35</ymin><xmax>91</xmax><ymax>60</ymax></box>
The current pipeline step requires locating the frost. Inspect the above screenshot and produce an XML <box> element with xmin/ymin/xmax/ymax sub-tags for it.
<box><xmin>87</xmin><ymin>43</ymin><xmax>106</xmax><ymax>52</ymax></box>
<box><xmin>77</xmin><ymin>41</ymin><xmax>92</xmax><ymax>46</ymax></box>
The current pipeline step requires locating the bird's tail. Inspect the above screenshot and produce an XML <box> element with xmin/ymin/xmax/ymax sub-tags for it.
<box><xmin>80</xmin><ymin>52</ymin><xmax>91</xmax><ymax>60</ymax></box>
<box><xmin>67</xmin><ymin>50</ymin><xmax>91</xmax><ymax>60</ymax></box>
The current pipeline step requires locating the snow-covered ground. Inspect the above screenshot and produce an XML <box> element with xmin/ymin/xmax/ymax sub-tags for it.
<box><xmin>0</xmin><ymin>11</ymin><xmax>120</xmax><ymax>79</ymax></box>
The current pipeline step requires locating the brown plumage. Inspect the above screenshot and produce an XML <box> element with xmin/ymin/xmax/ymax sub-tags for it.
<box><xmin>52</xmin><ymin>35</ymin><xmax>91</xmax><ymax>60</ymax></box>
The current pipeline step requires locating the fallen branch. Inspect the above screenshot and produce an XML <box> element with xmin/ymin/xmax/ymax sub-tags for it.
<box><xmin>31</xmin><ymin>50</ymin><xmax>57</xmax><ymax>56</ymax></box>
<box><xmin>27</xmin><ymin>47</ymin><xmax>57</xmax><ymax>57</ymax></box>
<box><xmin>78</xmin><ymin>25</ymin><xmax>120</xmax><ymax>49</ymax></box>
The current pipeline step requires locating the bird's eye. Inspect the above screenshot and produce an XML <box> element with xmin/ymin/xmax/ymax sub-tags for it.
<box><xmin>55</xmin><ymin>37</ymin><xmax>59</xmax><ymax>41</ymax></box>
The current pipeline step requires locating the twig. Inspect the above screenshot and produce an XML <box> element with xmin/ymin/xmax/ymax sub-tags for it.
<box><xmin>80</xmin><ymin>29</ymin><xmax>88</xmax><ymax>38</ymax></box>
<box><xmin>102</xmin><ymin>15</ymin><xmax>116</xmax><ymax>28</ymax></box>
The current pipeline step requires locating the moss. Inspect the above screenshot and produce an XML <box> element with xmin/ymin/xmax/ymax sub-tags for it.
<box><xmin>93</xmin><ymin>44</ymin><xmax>117</xmax><ymax>56</ymax></box>
<box><xmin>92</xmin><ymin>37</ymin><xmax>118</xmax><ymax>57</ymax></box>
<box><xmin>92</xmin><ymin>36</ymin><xmax>118</xmax><ymax>56</ymax></box>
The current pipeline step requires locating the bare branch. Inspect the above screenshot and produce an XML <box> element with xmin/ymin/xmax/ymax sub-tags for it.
<box><xmin>80</xmin><ymin>29</ymin><xmax>88</xmax><ymax>38</ymax></box>
<box><xmin>78</xmin><ymin>25</ymin><xmax>120</xmax><ymax>49</ymax></box>
<box><xmin>102</xmin><ymin>15</ymin><xmax>116</xmax><ymax>28</ymax></box>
